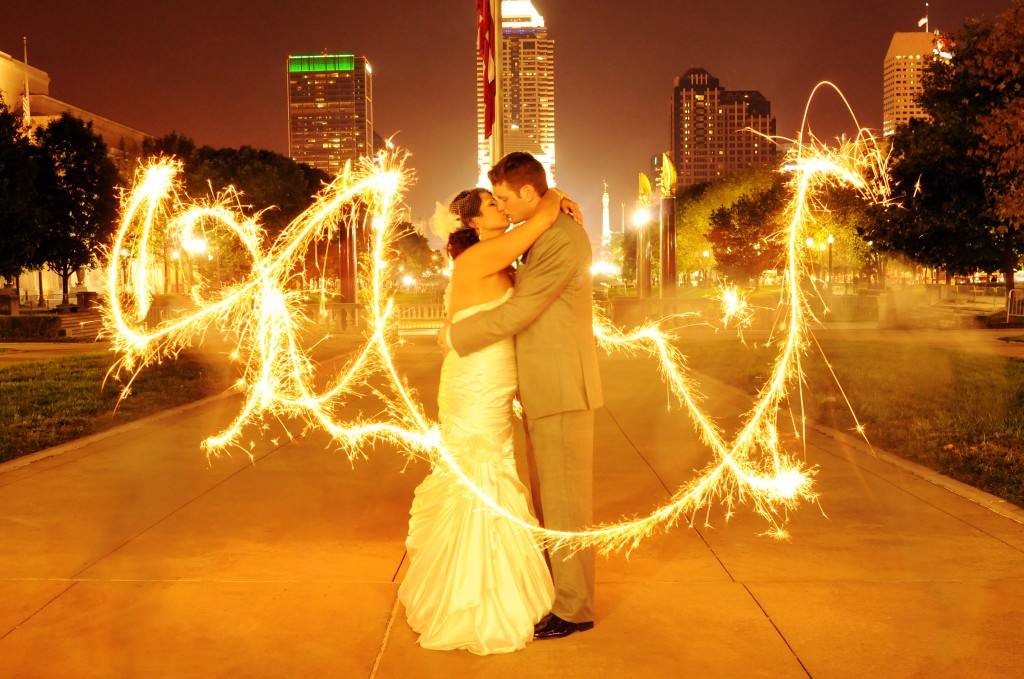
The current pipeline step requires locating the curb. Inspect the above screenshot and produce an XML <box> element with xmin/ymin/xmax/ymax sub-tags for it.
<box><xmin>695</xmin><ymin>370</ymin><xmax>1024</xmax><ymax>527</ymax></box>
<box><xmin>0</xmin><ymin>335</ymin><xmax>369</xmax><ymax>475</ymax></box>
<box><xmin>809</xmin><ymin>420</ymin><xmax>1024</xmax><ymax>526</ymax></box>
<box><xmin>0</xmin><ymin>390</ymin><xmax>236</xmax><ymax>475</ymax></box>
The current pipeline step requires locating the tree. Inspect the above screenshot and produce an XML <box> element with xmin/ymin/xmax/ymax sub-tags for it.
<box><xmin>142</xmin><ymin>131</ymin><xmax>197</xmax><ymax>163</ymax></box>
<box><xmin>968</xmin><ymin>1</ymin><xmax>1024</xmax><ymax>232</ymax></box>
<box><xmin>140</xmin><ymin>138</ymin><xmax>330</xmax><ymax>284</ymax></box>
<box><xmin>813</xmin><ymin>184</ymin><xmax>879</xmax><ymax>281</ymax></box>
<box><xmin>391</xmin><ymin>225</ymin><xmax>437</xmax><ymax>281</ymax></box>
<box><xmin>187</xmin><ymin>145</ymin><xmax>328</xmax><ymax>236</ymax></box>
<box><xmin>674</xmin><ymin>165</ymin><xmax>777</xmax><ymax>280</ymax></box>
<box><xmin>865</xmin><ymin>3</ymin><xmax>1024</xmax><ymax>291</ymax></box>
<box><xmin>0</xmin><ymin>97</ymin><xmax>42</xmax><ymax>286</ymax></box>
<box><xmin>705</xmin><ymin>176</ymin><xmax>787</xmax><ymax>284</ymax></box>
<box><xmin>35</xmin><ymin>113</ymin><xmax>120</xmax><ymax>305</ymax></box>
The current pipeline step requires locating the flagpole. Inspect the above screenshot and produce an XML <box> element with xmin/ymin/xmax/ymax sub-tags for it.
<box><xmin>491</xmin><ymin>0</ymin><xmax>504</xmax><ymax>166</ymax></box>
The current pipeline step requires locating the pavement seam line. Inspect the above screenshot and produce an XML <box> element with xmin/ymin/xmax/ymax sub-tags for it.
<box><xmin>0</xmin><ymin>582</ymin><xmax>79</xmax><ymax>641</ymax></box>
<box><xmin>390</xmin><ymin>551</ymin><xmax>407</xmax><ymax>583</ymax></box>
<box><xmin>368</xmin><ymin>592</ymin><xmax>401</xmax><ymax>678</ymax></box>
<box><xmin>742</xmin><ymin>583</ymin><xmax>813</xmax><ymax>678</ymax></box>
<box><xmin>602</xmin><ymin>404</ymin><xmax>737</xmax><ymax>582</ymax></box>
<box><xmin>803</xmin><ymin>426</ymin><xmax>1024</xmax><ymax>555</ymax></box>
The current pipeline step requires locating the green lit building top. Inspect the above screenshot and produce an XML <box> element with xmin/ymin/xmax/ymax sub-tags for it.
<box><xmin>286</xmin><ymin>53</ymin><xmax>374</xmax><ymax>173</ymax></box>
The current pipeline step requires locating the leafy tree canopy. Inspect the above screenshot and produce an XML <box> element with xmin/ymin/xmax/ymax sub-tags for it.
<box><xmin>0</xmin><ymin>96</ymin><xmax>42</xmax><ymax>283</ymax></box>
<box><xmin>35</xmin><ymin>113</ymin><xmax>120</xmax><ymax>304</ymax></box>
<box><xmin>706</xmin><ymin>175</ymin><xmax>787</xmax><ymax>284</ymax></box>
<box><xmin>674</xmin><ymin>165</ymin><xmax>777</xmax><ymax>276</ymax></box>
<box><xmin>864</xmin><ymin>1</ymin><xmax>1024</xmax><ymax>286</ymax></box>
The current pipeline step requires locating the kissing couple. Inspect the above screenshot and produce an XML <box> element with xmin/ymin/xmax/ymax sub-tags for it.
<box><xmin>397</xmin><ymin>151</ymin><xmax>604</xmax><ymax>654</ymax></box>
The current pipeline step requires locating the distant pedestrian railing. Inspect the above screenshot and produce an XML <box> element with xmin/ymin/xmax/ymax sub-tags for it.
<box><xmin>319</xmin><ymin>302</ymin><xmax>446</xmax><ymax>332</ymax></box>
<box><xmin>393</xmin><ymin>303</ymin><xmax>446</xmax><ymax>329</ymax></box>
<box><xmin>1007</xmin><ymin>289</ymin><xmax>1024</xmax><ymax>324</ymax></box>
<box><xmin>952</xmin><ymin>284</ymin><xmax>1006</xmax><ymax>308</ymax></box>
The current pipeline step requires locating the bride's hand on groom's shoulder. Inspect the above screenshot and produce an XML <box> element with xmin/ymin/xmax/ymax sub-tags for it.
<box><xmin>558</xmin><ymin>194</ymin><xmax>584</xmax><ymax>226</ymax></box>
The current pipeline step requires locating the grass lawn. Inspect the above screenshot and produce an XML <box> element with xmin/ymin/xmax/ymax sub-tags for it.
<box><xmin>0</xmin><ymin>352</ymin><xmax>234</xmax><ymax>464</ymax></box>
<box><xmin>680</xmin><ymin>336</ymin><xmax>1024</xmax><ymax>508</ymax></box>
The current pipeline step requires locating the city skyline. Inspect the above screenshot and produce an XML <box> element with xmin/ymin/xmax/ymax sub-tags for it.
<box><xmin>477</xmin><ymin>1</ymin><xmax>557</xmax><ymax>187</ymax></box>
<box><xmin>1</xmin><ymin>0</ymin><xmax>1012</xmax><ymax>238</ymax></box>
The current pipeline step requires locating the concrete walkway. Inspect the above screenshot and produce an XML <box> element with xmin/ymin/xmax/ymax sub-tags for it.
<box><xmin>1</xmin><ymin>335</ymin><xmax>1023</xmax><ymax>678</ymax></box>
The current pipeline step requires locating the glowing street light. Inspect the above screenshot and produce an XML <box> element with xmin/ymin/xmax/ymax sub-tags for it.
<box><xmin>633</xmin><ymin>206</ymin><xmax>652</xmax><ymax>299</ymax></box>
<box><xmin>183</xmin><ymin>236</ymin><xmax>207</xmax><ymax>255</ymax></box>
<box><xmin>632</xmin><ymin>207</ymin><xmax>652</xmax><ymax>227</ymax></box>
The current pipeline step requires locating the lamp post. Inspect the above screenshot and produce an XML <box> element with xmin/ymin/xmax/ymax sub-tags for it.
<box><xmin>633</xmin><ymin>207</ymin><xmax>652</xmax><ymax>299</ymax></box>
<box><xmin>827</xmin><ymin>234</ymin><xmax>834</xmax><ymax>284</ymax></box>
<box><xmin>657</xmin><ymin>153</ymin><xmax>677</xmax><ymax>299</ymax></box>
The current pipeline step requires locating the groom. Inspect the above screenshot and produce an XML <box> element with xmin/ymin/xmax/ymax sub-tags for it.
<box><xmin>443</xmin><ymin>151</ymin><xmax>603</xmax><ymax>639</ymax></box>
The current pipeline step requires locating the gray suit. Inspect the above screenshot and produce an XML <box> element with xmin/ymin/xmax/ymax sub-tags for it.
<box><xmin>450</xmin><ymin>211</ymin><xmax>603</xmax><ymax>623</ymax></box>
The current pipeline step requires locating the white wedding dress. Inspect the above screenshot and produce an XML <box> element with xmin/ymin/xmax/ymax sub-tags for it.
<box><xmin>398</xmin><ymin>289</ymin><xmax>554</xmax><ymax>655</ymax></box>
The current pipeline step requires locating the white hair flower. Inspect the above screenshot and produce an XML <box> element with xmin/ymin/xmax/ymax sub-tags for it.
<box><xmin>428</xmin><ymin>202</ymin><xmax>461</xmax><ymax>242</ymax></box>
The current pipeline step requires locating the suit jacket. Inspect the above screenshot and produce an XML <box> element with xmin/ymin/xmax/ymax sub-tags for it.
<box><xmin>450</xmin><ymin>211</ymin><xmax>603</xmax><ymax>419</ymax></box>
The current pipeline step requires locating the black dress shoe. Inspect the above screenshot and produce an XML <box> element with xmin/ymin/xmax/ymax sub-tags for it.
<box><xmin>533</xmin><ymin>613</ymin><xmax>594</xmax><ymax>639</ymax></box>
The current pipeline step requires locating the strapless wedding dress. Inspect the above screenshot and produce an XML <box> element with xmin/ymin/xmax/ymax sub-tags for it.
<box><xmin>398</xmin><ymin>289</ymin><xmax>554</xmax><ymax>655</ymax></box>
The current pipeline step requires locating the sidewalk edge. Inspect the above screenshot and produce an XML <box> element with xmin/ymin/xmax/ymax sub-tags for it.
<box><xmin>809</xmin><ymin>421</ymin><xmax>1024</xmax><ymax>526</ymax></box>
<box><xmin>0</xmin><ymin>390</ymin><xmax>234</xmax><ymax>474</ymax></box>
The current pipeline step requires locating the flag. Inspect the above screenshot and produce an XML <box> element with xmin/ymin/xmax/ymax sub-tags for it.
<box><xmin>21</xmin><ymin>90</ymin><xmax>31</xmax><ymax>127</ymax></box>
<box><xmin>476</xmin><ymin>0</ymin><xmax>496</xmax><ymax>139</ymax></box>
<box><xmin>918</xmin><ymin>17</ymin><xmax>928</xmax><ymax>27</ymax></box>
<box><xmin>21</xmin><ymin>36</ymin><xmax>31</xmax><ymax>128</ymax></box>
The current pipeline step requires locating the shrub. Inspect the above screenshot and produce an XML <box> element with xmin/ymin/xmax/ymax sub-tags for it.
<box><xmin>0</xmin><ymin>315</ymin><xmax>62</xmax><ymax>339</ymax></box>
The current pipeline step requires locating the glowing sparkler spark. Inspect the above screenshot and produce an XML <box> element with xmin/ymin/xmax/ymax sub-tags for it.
<box><xmin>102</xmin><ymin>91</ymin><xmax>889</xmax><ymax>554</ymax></box>
<box><xmin>716</xmin><ymin>284</ymin><xmax>754</xmax><ymax>331</ymax></box>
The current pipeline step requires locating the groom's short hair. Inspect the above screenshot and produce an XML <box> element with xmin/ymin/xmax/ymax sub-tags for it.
<box><xmin>489</xmin><ymin>152</ymin><xmax>548</xmax><ymax>195</ymax></box>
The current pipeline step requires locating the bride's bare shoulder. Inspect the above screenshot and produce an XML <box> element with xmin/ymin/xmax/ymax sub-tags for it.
<box><xmin>448</xmin><ymin>270</ymin><xmax>512</xmax><ymax>317</ymax></box>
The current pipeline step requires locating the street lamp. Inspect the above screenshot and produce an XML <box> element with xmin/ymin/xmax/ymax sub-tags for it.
<box><xmin>632</xmin><ymin>207</ymin><xmax>652</xmax><ymax>299</ymax></box>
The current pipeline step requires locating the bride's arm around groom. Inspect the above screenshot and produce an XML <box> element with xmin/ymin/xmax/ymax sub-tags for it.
<box><xmin>448</xmin><ymin>151</ymin><xmax>603</xmax><ymax>638</ymax></box>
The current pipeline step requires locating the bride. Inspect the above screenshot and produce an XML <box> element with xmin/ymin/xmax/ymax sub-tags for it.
<box><xmin>398</xmin><ymin>186</ymin><xmax>573</xmax><ymax>654</ymax></box>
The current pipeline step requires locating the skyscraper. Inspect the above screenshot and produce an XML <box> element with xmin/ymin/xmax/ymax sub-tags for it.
<box><xmin>287</xmin><ymin>53</ymin><xmax>374</xmax><ymax>172</ymax></box>
<box><xmin>670</xmin><ymin>68</ymin><xmax>776</xmax><ymax>188</ymax></box>
<box><xmin>882</xmin><ymin>32</ymin><xmax>946</xmax><ymax>137</ymax></box>
<box><xmin>477</xmin><ymin>1</ymin><xmax>556</xmax><ymax>184</ymax></box>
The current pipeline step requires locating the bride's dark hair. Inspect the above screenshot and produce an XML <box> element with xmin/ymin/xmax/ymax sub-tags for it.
<box><xmin>446</xmin><ymin>189</ymin><xmax>486</xmax><ymax>259</ymax></box>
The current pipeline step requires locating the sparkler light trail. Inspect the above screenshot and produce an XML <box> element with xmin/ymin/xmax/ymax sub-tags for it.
<box><xmin>102</xmin><ymin>98</ymin><xmax>890</xmax><ymax>554</ymax></box>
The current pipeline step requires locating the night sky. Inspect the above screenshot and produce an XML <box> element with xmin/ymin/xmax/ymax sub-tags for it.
<box><xmin>2</xmin><ymin>0</ymin><xmax>1012</xmax><ymax>240</ymax></box>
